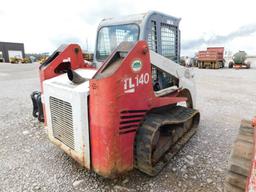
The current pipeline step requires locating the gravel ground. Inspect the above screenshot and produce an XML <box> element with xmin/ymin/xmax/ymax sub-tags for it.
<box><xmin>0</xmin><ymin>62</ymin><xmax>256</xmax><ymax>192</ymax></box>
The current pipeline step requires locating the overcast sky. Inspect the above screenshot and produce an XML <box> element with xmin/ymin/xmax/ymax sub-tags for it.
<box><xmin>1</xmin><ymin>0</ymin><xmax>256</xmax><ymax>56</ymax></box>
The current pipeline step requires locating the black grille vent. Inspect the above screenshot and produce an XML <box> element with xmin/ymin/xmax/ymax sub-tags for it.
<box><xmin>50</xmin><ymin>96</ymin><xmax>74</xmax><ymax>150</ymax></box>
<box><xmin>119</xmin><ymin>110</ymin><xmax>147</xmax><ymax>135</ymax></box>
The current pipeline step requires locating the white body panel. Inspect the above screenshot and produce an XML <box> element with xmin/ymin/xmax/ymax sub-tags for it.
<box><xmin>150</xmin><ymin>50</ymin><xmax>197</xmax><ymax>107</ymax></box>
<box><xmin>43</xmin><ymin>69</ymin><xmax>96</xmax><ymax>169</ymax></box>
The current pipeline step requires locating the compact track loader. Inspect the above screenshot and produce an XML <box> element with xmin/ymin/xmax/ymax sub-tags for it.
<box><xmin>31</xmin><ymin>11</ymin><xmax>200</xmax><ymax>177</ymax></box>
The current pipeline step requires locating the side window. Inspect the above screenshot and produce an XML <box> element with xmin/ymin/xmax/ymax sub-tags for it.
<box><xmin>97</xmin><ymin>28</ymin><xmax>112</xmax><ymax>59</ymax></box>
<box><xmin>147</xmin><ymin>21</ymin><xmax>157</xmax><ymax>52</ymax></box>
<box><xmin>96</xmin><ymin>24</ymin><xmax>139</xmax><ymax>61</ymax></box>
<box><xmin>147</xmin><ymin>21</ymin><xmax>179</xmax><ymax>91</ymax></box>
<box><xmin>160</xmin><ymin>24</ymin><xmax>177</xmax><ymax>61</ymax></box>
<box><xmin>147</xmin><ymin>20</ymin><xmax>158</xmax><ymax>86</ymax></box>
<box><xmin>115</xmin><ymin>29</ymin><xmax>138</xmax><ymax>45</ymax></box>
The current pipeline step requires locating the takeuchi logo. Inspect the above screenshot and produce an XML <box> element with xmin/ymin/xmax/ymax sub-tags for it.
<box><xmin>131</xmin><ymin>60</ymin><xmax>142</xmax><ymax>72</ymax></box>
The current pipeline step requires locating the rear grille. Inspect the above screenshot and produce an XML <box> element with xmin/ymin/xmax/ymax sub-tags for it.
<box><xmin>50</xmin><ymin>96</ymin><xmax>74</xmax><ymax>150</ymax></box>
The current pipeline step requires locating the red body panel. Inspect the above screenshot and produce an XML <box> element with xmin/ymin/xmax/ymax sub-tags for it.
<box><xmin>39</xmin><ymin>44</ymin><xmax>94</xmax><ymax>125</ymax></box>
<box><xmin>89</xmin><ymin>41</ymin><xmax>186</xmax><ymax>177</ymax></box>
<box><xmin>40</xmin><ymin>44</ymin><xmax>92</xmax><ymax>83</ymax></box>
<box><xmin>246</xmin><ymin>117</ymin><xmax>256</xmax><ymax>192</ymax></box>
<box><xmin>253</xmin><ymin>117</ymin><xmax>256</xmax><ymax>128</ymax></box>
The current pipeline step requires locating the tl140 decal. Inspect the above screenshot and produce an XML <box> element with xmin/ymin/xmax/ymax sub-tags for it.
<box><xmin>123</xmin><ymin>73</ymin><xmax>150</xmax><ymax>93</ymax></box>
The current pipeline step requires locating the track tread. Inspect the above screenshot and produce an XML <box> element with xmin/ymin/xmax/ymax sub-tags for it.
<box><xmin>224</xmin><ymin>183</ymin><xmax>244</xmax><ymax>192</ymax></box>
<box><xmin>225</xmin><ymin>171</ymin><xmax>247</xmax><ymax>189</ymax></box>
<box><xmin>134</xmin><ymin>106</ymin><xmax>200</xmax><ymax>176</ymax></box>
<box><xmin>232</xmin><ymin>140</ymin><xmax>253</xmax><ymax>161</ymax></box>
<box><xmin>224</xmin><ymin>119</ymin><xmax>254</xmax><ymax>192</ymax></box>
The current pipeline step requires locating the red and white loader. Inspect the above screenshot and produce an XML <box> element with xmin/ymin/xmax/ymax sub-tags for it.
<box><xmin>31</xmin><ymin>11</ymin><xmax>200</xmax><ymax>177</ymax></box>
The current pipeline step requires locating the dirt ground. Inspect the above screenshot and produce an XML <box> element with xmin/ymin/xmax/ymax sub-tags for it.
<box><xmin>0</xmin><ymin>63</ymin><xmax>256</xmax><ymax>192</ymax></box>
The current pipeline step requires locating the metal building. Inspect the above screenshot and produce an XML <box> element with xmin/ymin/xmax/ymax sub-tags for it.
<box><xmin>0</xmin><ymin>42</ymin><xmax>25</xmax><ymax>62</ymax></box>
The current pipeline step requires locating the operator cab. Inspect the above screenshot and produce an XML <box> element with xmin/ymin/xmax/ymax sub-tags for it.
<box><xmin>94</xmin><ymin>11</ymin><xmax>181</xmax><ymax>91</ymax></box>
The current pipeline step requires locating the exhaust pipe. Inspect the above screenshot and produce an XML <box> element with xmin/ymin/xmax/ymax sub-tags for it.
<box><xmin>67</xmin><ymin>69</ymin><xmax>86</xmax><ymax>84</ymax></box>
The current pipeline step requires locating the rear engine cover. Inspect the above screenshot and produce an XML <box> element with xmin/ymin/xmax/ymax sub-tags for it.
<box><xmin>43</xmin><ymin>69</ymin><xmax>96</xmax><ymax>169</ymax></box>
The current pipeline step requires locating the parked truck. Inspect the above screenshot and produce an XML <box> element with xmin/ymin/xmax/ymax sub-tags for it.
<box><xmin>228</xmin><ymin>51</ymin><xmax>251</xmax><ymax>69</ymax></box>
<box><xmin>197</xmin><ymin>47</ymin><xmax>224</xmax><ymax>69</ymax></box>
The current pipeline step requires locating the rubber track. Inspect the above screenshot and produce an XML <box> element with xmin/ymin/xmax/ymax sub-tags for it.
<box><xmin>224</xmin><ymin>119</ymin><xmax>254</xmax><ymax>192</ymax></box>
<box><xmin>134</xmin><ymin>106</ymin><xmax>200</xmax><ymax>176</ymax></box>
